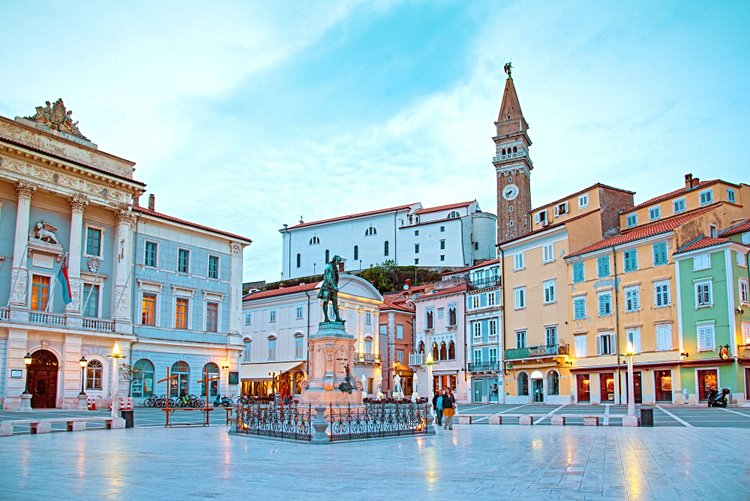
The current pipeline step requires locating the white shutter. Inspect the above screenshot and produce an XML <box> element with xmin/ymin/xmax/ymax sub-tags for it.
<box><xmin>656</xmin><ymin>325</ymin><xmax>672</xmax><ymax>351</ymax></box>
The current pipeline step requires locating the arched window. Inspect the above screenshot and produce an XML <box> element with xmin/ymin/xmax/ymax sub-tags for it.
<box><xmin>501</xmin><ymin>148</ymin><xmax>506</xmax><ymax>155</ymax></box>
<box><xmin>294</xmin><ymin>332</ymin><xmax>304</xmax><ymax>359</ymax></box>
<box><xmin>364</xmin><ymin>336</ymin><xmax>373</xmax><ymax>355</ymax></box>
<box><xmin>86</xmin><ymin>360</ymin><xmax>103</xmax><ymax>390</ymax></box>
<box><xmin>132</xmin><ymin>358</ymin><xmax>155</xmax><ymax>398</ymax></box>
<box><xmin>268</xmin><ymin>335</ymin><xmax>277</xmax><ymax>361</ymax></box>
<box><xmin>171</xmin><ymin>361</ymin><xmax>190</xmax><ymax>397</ymax></box>
<box><xmin>547</xmin><ymin>370</ymin><xmax>560</xmax><ymax>396</ymax></box>
<box><xmin>384</xmin><ymin>241</ymin><xmax>389</xmax><ymax>256</ymax></box>
<box><xmin>448</xmin><ymin>306</ymin><xmax>457</xmax><ymax>326</ymax></box>
<box><xmin>353</xmin><ymin>245</ymin><xmax>359</xmax><ymax>260</ymax></box>
<box><xmin>418</xmin><ymin>341</ymin><xmax>425</xmax><ymax>353</ymax></box>
<box><xmin>201</xmin><ymin>362</ymin><xmax>220</xmax><ymax>397</ymax></box>
<box><xmin>447</xmin><ymin>210</ymin><xmax>461</xmax><ymax>219</ymax></box>
<box><xmin>432</xmin><ymin>342</ymin><xmax>439</xmax><ymax>361</ymax></box>
<box><xmin>448</xmin><ymin>340</ymin><xmax>456</xmax><ymax>360</ymax></box>
<box><xmin>518</xmin><ymin>372</ymin><xmax>529</xmax><ymax>396</ymax></box>
<box><xmin>309</xmin><ymin>236</ymin><xmax>320</xmax><ymax>245</ymax></box>
<box><xmin>296</xmin><ymin>253</ymin><xmax>301</xmax><ymax>268</ymax></box>
<box><xmin>365</xmin><ymin>226</ymin><xmax>377</xmax><ymax>236</ymax></box>
<box><xmin>243</xmin><ymin>338</ymin><xmax>252</xmax><ymax>363</ymax></box>
<box><xmin>513</xmin><ymin>146</ymin><xmax>517</xmax><ymax>153</ymax></box>
<box><xmin>325</xmin><ymin>250</ymin><xmax>330</xmax><ymax>264</ymax></box>
<box><xmin>439</xmin><ymin>341</ymin><xmax>447</xmax><ymax>361</ymax></box>
<box><xmin>426</xmin><ymin>310</ymin><xmax>433</xmax><ymax>329</ymax></box>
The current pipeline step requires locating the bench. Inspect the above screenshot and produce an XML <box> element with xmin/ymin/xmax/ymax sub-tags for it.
<box><xmin>583</xmin><ymin>415</ymin><xmax>599</xmax><ymax>426</ymax></box>
<box><xmin>551</xmin><ymin>415</ymin><xmax>566</xmax><ymax>426</ymax></box>
<box><xmin>162</xmin><ymin>406</ymin><xmax>213</xmax><ymax>427</ymax></box>
<box><xmin>0</xmin><ymin>417</ymin><xmax>120</xmax><ymax>436</ymax></box>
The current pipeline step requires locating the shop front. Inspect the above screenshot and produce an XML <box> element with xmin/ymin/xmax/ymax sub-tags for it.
<box><xmin>239</xmin><ymin>361</ymin><xmax>305</xmax><ymax>399</ymax></box>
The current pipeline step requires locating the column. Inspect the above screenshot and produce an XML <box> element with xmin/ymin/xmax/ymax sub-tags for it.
<box><xmin>112</xmin><ymin>210</ymin><xmax>136</xmax><ymax>334</ymax></box>
<box><xmin>228</xmin><ymin>242</ymin><xmax>243</xmax><ymax>338</ymax></box>
<box><xmin>66</xmin><ymin>195</ymin><xmax>88</xmax><ymax>314</ymax></box>
<box><xmin>9</xmin><ymin>182</ymin><xmax>37</xmax><ymax>307</ymax></box>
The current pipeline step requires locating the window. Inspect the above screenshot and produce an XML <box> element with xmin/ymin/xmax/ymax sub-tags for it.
<box><xmin>653</xmin><ymin>242</ymin><xmax>668</xmax><ymax>266</ymax></box>
<box><xmin>296</xmin><ymin>253</ymin><xmax>301</xmax><ymax>268</ymax></box>
<box><xmin>82</xmin><ymin>284</ymin><xmax>99</xmax><ymax>318</ymax></box>
<box><xmin>447</xmin><ymin>306</ymin><xmax>457</xmax><ymax>326</ymax></box>
<box><xmin>269</xmin><ymin>310</ymin><xmax>277</xmax><ymax>323</ymax></box>
<box><xmin>654</xmin><ymin>280</ymin><xmax>671</xmax><ymax>307</ymax></box>
<box><xmin>414</xmin><ymin>230</ymin><xmax>419</xmax><ymax>236</ymax></box>
<box><xmin>206</xmin><ymin>301</ymin><xmax>219</xmax><ymax>332</ymax></box>
<box><xmin>535</xmin><ymin>210</ymin><xmax>547</xmax><ymax>224</ymax></box>
<box><xmin>268</xmin><ymin>337</ymin><xmax>277</xmax><ymax>360</ymax></box>
<box><xmin>426</xmin><ymin>310</ymin><xmax>433</xmax><ymax>329</ymax></box>
<box><xmin>131</xmin><ymin>359</ymin><xmax>154</xmax><ymax>398</ymax></box>
<box><xmin>353</xmin><ymin>245</ymin><xmax>359</xmax><ymax>260</ymax></box>
<box><xmin>516</xmin><ymin>330</ymin><xmax>527</xmax><ymax>349</ymax></box>
<box><xmin>295</xmin><ymin>334</ymin><xmax>304</xmax><ymax>359</ymax></box>
<box><xmin>177</xmin><ymin>248</ymin><xmax>190</xmax><ymax>273</ymax></box>
<box><xmin>141</xmin><ymin>293</ymin><xmax>156</xmax><ymax>325</ymax></box>
<box><xmin>693</xmin><ymin>253</ymin><xmax>711</xmax><ymax>270</ymax></box>
<box><xmin>542</xmin><ymin>243</ymin><xmax>554</xmax><ymax>263</ymax></box>
<box><xmin>365</xmin><ymin>226</ymin><xmax>377</xmax><ymax>236</ymax></box>
<box><xmin>740</xmin><ymin>280</ymin><xmax>749</xmax><ymax>304</ymax></box>
<box><xmin>548</xmin><ymin>371</ymin><xmax>560</xmax><ymax>395</ymax></box>
<box><xmin>440</xmin><ymin>239</ymin><xmax>446</xmax><ymax>250</ymax></box>
<box><xmin>437</xmin><ymin>307</ymin><xmax>444</xmax><ymax>320</ymax></box>
<box><xmin>596</xmin><ymin>333</ymin><xmax>615</xmax><ymax>355</ymax></box>
<box><xmin>489</xmin><ymin>348</ymin><xmax>498</xmax><ymax>364</ymax></box>
<box><xmin>471</xmin><ymin>295</ymin><xmax>480</xmax><ymax>309</ymax></box>
<box><xmin>737</xmin><ymin>251</ymin><xmax>747</xmax><ymax>267</ymax></box>
<box><xmin>396</xmin><ymin>325</ymin><xmax>404</xmax><ymax>339</ymax></box>
<box><xmin>85</xmin><ymin>227</ymin><xmax>102</xmax><ymax>256</ymax></box>
<box><xmin>144</xmin><ymin>241</ymin><xmax>158</xmax><ymax>267</ymax></box>
<box><xmin>727</xmin><ymin>188</ymin><xmax>736</xmax><ymax>203</ymax></box>
<box><xmin>626</xmin><ymin>328</ymin><xmax>641</xmax><ymax>353</ymax></box>
<box><xmin>649</xmin><ymin>206</ymin><xmax>661</xmax><ymax>221</ymax></box>
<box><xmin>598</xmin><ymin>291</ymin><xmax>612</xmax><ymax>316</ymax></box>
<box><xmin>656</xmin><ymin>324</ymin><xmax>672</xmax><ymax>351</ymax></box>
<box><xmin>487</xmin><ymin>292</ymin><xmax>496</xmax><ymax>306</ymax></box>
<box><xmin>432</xmin><ymin>342</ymin><xmax>439</xmax><ymax>360</ymax></box>
<box><xmin>365</xmin><ymin>312</ymin><xmax>372</xmax><ymax>325</ymax></box>
<box><xmin>295</xmin><ymin>306</ymin><xmax>303</xmax><ymax>320</ymax></box>
<box><xmin>697</xmin><ymin>323</ymin><xmax>715</xmax><ymax>351</ymax></box>
<box><xmin>473</xmin><ymin>349</ymin><xmax>482</xmax><ymax>366</ymax></box>
<box><xmin>244</xmin><ymin>313</ymin><xmax>252</xmax><ymax>326</ymax></box>
<box><xmin>397</xmin><ymin>350</ymin><xmax>404</xmax><ymax>363</ymax></box>
<box><xmin>626</xmin><ymin>214</ymin><xmax>638</xmax><ymax>228</ymax></box>
<box><xmin>208</xmin><ymin>255</ymin><xmax>219</xmax><ymax>279</ymax></box>
<box><xmin>243</xmin><ymin>339</ymin><xmax>252</xmax><ymax>362</ymax></box>
<box><xmin>170</xmin><ymin>361</ymin><xmax>190</xmax><ymax>397</ymax></box>
<box><xmin>513</xmin><ymin>252</ymin><xmax>524</xmax><ymax>270</ymax></box>
<box><xmin>86</xmin><ymin>360</ymin><xmax>103</xmax><ymax>390</ymax></box>
<box><xmin>624</xmin><ymin>249</ymin><xmax>638</xmax><ymax>272</ymax></box>
<box><xmin>575</xmin><ymin>335</ymin><xmax>587</xmax><ymax>357</ymax></box>
<box><xmin>31</xmin><ymin>275</ymin><xmax>50</xmax><ymax>311</ymax></box>
<box><xmin>578</xmin><ymin>194</ymin><xmax>589</xmax><ymax>208</ymax></box>
<box><xmin>625</xmin><ymin>286</ymin><xmax>640</xmax><ymax>312</ymax></box>
<box><xmin>554</xmin><ymin>202</ymin><xmax>568</xmax><ymax>217</ymax></box>
<box><xmin>447</xmin><ymin>210</ymin><xmax>461</xmax><ymax>219</ymax></box>
<box><xmin>514</xmin><ymin>287</ymin><xmax>526</xmax><ymax>309</ymax></box>
<box><xmin>597</xmin><ymin>256</ymin><xmax>610</xmax><ymax>277</ymax></box>
<box><xmin>699</xmin><ymin>189</ymin><xmax>713</xmax><ymax>205</ymax></box>
<box><xmin>384</xmin><ymin>241</ymin><xmax>389</xmax><ymax>256</ymax></box>
<box><xmin>673</xmin><ymin>198</ymin><xmax>686</xmax><ymax>213</ymax></box>
<box><xmin>709</xmin><ymin>225</ymin><xmax>718</xmax><ymax>238</ymax></box>
<box><xmin>518</xmin><ymin>373</ymin><xmax>529</xmax><ymax>396</ymax></box>
<box><xmin>545</xmin><ymin>326</ymin><xmax>557</xmax><ymax>347</ymax></box>
<box><xmin>440</xmin><ymin>255</ymin><xmax>445</xmax><ymax>262</ymax></box>
<box><xmin>489</xmin><ymin>319</ymin><xmax>498</xmax><ymax>337</ymax></box>
<box><xmin>543</xmin><ymin>279</ymin><xmax>556</xmax><ymax>303</ymax></box>
<box><xmin>309</xmin><ymin>236</ymin><xmax>320</xmax><ymax>245</ymax></box>
<box><xmin>695</xmin><ymin>280</ymin><xmax>713</xmax><ymax>307</ymax></box>
<box><xmin>473</xmin><ymin>322</ymin><xmax>482</xmax><ymax>338</ymax></box>
<box><xmin>201</xmin><ymin>363</ymin><xmax>220</xmax><ymax>397</ymax></box>
<box><xmin>325</xmin><ymin>250</ymin><xmax>330</xmax><ymax>263</ymax></box>
<box><xmin>573</xmin><ymin>262</ymin><xmax>584</xmax><ymax>283</ymax></box>
<box><xmin>440</xmin><ymin>226</ymin><xmax>445</xmax><ymax>232</ymax></box>
<box><xmin>175</xmin><ymin>298</ymin><xmax>189</xmax><ymax>329</ymax></box>
<box><xmin>574</xmin><ymin>296</ymin><xmax>586</xmax><ymax>320</ymax></box>
<box><xmin>439</xmin><ymin>342</ymin><xmax>447</xmax><ymax>360</ymax></box>
<box><xmin>414</xmin><ymin>244</ymin><xmax>419</xmax><ymax>254</ymax></box>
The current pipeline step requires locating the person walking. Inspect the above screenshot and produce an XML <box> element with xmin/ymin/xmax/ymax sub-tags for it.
<box><xmin>432</xmin><ymin>390</ymin><xmax>444</xmax><ymax>427</ymax></box>
<box><xmin>442</xmin><ymin>388</ymin><xmax>456</xmax><ymax>430</ymax></box>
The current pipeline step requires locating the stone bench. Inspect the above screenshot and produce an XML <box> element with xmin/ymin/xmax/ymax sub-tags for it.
<box><xmin>456</xmin><ymin>415</ymin><xmax>473</xmax><ymax>425</ymax></box>
<box><xmin>0</xmin><ymin>417</ymin><xmax>119</xmax><ymax>437</ymax></box>
<box><xmin>583</xmin><ymin>415</ymin><xmax>599</xmax><ymax>426</ymax></box>
<box><xmin>551</xmin><ymin>415</ymin><xmax>566</xmax><ymax>426</ymax></box>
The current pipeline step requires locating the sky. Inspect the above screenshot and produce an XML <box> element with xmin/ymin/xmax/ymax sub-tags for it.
<box><xmin>1</xmin><ymin>1</ymin><xmax>748</xmax><ymax>282</ymax></box>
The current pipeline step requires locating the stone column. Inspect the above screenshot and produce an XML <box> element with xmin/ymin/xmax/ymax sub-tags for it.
<box><xmin>9</xmin><ymin>182</ymin><xmax>36</xmax><ymax>307</ymax></box>
<box><xmin>66</xmin><ymin>195</ymin><xmax>88</xmax><ymax>314</ymax></box>
<box><xmin>112</xmin><ymin>210</ymin><xmax>136</xmax><ymax>334</ymax></box>
<box><xmin>228</xmin><ymin>242</ymin><xmax>243</xmax><ymax>338</ymax></box>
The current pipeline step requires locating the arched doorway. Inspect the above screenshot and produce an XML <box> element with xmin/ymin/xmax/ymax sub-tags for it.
<box><xmin>26</xmin><ymin>350</ymin><xmax>59</xmax><ymax>408</ymax></box>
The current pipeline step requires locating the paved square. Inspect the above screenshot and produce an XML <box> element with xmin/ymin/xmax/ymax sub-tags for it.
<box><xmin>0</xmin><ymin>420</ymin><xmax>748</xmax><ymax>500</ymax></box>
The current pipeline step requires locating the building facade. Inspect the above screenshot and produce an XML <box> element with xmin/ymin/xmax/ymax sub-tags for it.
<box><xmin>279</xmin><ymin>200</ymin><xmax>496</xmax><ymax>280</ymax></box>
<box><xmin>379</xmin><ymin>292</ymin><xmax>415</xmax><ymax>395</ymax></box>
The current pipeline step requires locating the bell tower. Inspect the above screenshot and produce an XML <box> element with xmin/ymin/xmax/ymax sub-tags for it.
<box><xmin>494</xmin><ymin>63</ymin><xmax>533</xmax><ymax>244</ymax></box>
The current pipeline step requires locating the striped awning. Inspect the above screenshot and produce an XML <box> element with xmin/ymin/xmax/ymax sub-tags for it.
<box><xmin>239</xmin><ymin>361</ymin><xmax>304</xmax><ymax>380</ymax></box>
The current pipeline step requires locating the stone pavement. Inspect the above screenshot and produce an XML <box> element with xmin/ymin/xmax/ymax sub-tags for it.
<box><xmin>0</xmin><ymin>423</ymin><xmax>747</xmax><ymax>500</ymax></box>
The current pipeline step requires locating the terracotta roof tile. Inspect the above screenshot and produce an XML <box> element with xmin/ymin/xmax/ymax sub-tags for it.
<box><xmin>414</xmin><ymin>201</ymin><xmax>474</xmax><ymax>215</ymax></box>
<box><xmin>673</xmin><ymin>236</ymin><xmax>731</xmax><ymax>255</ymax></box>
<box><xmin>624</xmin><ymin>180</ymin><xmax>720</xmax><ymax>213</ymax></box>
<box><xmin>243</xmin><ymin>282</ymin><xmax>319</xmax><ymax>301</ymax></box>
<box><xmin>498</xmin><ymin>209</ymin><xmax>599</xmax><ymax>248</ymax></box>
<box><xmin>413</xmin><ymin>284</ymin><xmax>467</xmax><ymax>301</ymax></box>
<box><xmin>286</xmin><ymin>203</ymin><xmax>417</xmax><ymax>230</ymax></box>
<box><xmin>531</xmin><ymin>183</ymin><xmax>634</xmax><ymax>213</ymax></box>
<box><xmin>567</xmin><ymin>204</ymin><xmax>719</xmax><ymax>258</ymax></box>
<box><xmin>719</xmin><ymin>219</ymin><xmax>750</xmax><ymax>238</ymax></box>
<box><xmin>133</xmin><ymin>206</ymin><xmax>252</xmax><ymax>242</ymax></box>
<box><xmin>380</xmin><ymin>294</ymin><xmax>415</xmax><ymax>312</ymax></box>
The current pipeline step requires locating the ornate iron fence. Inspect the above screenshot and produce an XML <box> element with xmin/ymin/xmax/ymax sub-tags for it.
<box><xmin>235</xmin><ymin>402</ymin><xmax>313</xmax><ymax>442</ymax></box>
<box><xmin>328</xmin><ymin>402</ymin><xmax>431</xmax><ymax>442</ymax></box>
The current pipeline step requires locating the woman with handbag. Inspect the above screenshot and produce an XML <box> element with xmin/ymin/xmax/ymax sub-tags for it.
<box><xmin>441</xmin><ymin>388</ymin><xmax>456</xmax><ymax>430</ymax></box>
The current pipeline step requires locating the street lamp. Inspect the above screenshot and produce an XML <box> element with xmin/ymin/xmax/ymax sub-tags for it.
<box><xmin>22</xmin><ymin>352</ymin><xmax>32</xmax><ymax>396</ymax></box>
<box><xmin>107</xmin><ymin>342</ymin><xmax>125</xmax><ymax>419</ymax></box>
<box><xmin>79</xmin><ymin>356</ymin><xmax>87</xmax><ymax>396</ymax></box>
<box><xmin>424</xmin><ymin>353</ymin><xmax>435</xmax><ymax>403</ymax></box>
<box><xmin>623</xmin><ymin>341</ymin><xmax>638</xmax><ymax>427</ymax></box>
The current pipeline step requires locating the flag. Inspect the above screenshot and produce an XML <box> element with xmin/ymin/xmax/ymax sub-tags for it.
<box><xmin>57</xmin><ymin>256</ymin><xmax>72</xmax><ymax>305</ymax></box>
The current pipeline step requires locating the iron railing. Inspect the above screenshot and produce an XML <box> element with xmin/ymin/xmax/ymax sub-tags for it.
<box><xmin>329</xmin><ymin>402</ymin><xmax>431</xmax><ymax>442</ymax></box>
<box><xmin>355</xmin><ymin>352</ymin><xmax>379</xmax><ymax>364</ymax></box>
<box><xmin>235</xmin><ymin>402</ymin><xmax>313</xmax><ymax>442</ymax></box>
<box><xmin>504</xmin><ymin>344</ymin><xmax>569</xmax><ymax>361</ymax></box>
<box><xmin>468</xmin><ymin>361</ymin><xmax>500</xmax><ymax>372</ymax></box>
<box><xmin>468</xmin><ymin>277</ymin><xmax>501</xmax><ymax>290</ymax></box>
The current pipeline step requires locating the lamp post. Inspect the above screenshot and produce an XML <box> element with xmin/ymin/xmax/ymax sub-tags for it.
<box><xmin>268</xmin><ymin>372</ymin><xmax>278</xmax><ymax>396</ymax></box>
<box><xmin>107</xmin><ymin>343</ymin><xmax>125</xmax><ymax>420</ymax></box>
<box><xmin>20</xmin><ymin>352</ymin><xmax>33</xmax><ymax>411</ymax></box>
<box><xmin>424</xmin><ymin>353</ymin><xmax>435</xmax><ymax>403</ymax></box>
<box><xmin>78</xmin><ymin>355</ymin><xmax>88</xmax><ymax>410</ymax></box>
<box><xmin>623</xmin><ymin>341</ymin><xmax>638</xmax><ymax>427</ymax></box>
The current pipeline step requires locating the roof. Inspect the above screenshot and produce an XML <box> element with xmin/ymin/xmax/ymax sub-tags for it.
<box><xmin>133</xmin><ymin>206</ymin><xmax>252</xmax><ymax>243</ymax></box>
<box><xmin>243</xmin><ymin>282</ymin><xmax>318</xmax><ymax>301</ymax></box>
<box><xmin>673</xmin><ymin>236</ymin><xmax>731</xmax><ymax>255</ymax></box>
<box><xmin>413</xmin><ymin>284</ymin><xmax>467</xmax><ymax>301</ymax></box>
<box><xmin>624</xmin><ymin>179</ymin><xmax>725</xmax><ymax>213</ymax></box>
<box><xmin>498</xmin><ymin>209</ymin><xmax>598</xmax><ymax>248</ymax></box>
<box><xmin>415</xmin><ymin>201</ymin><xmax>474</xmax><ymax>215</ymax></box>
<box><xmin>719</xmin><ymin>219</ymin><xmax>750</xmax><ymax>238</ymax></box>
<box><xmin>440</xmin><ymin>259</ymin><xmax>500</xmax><ymax>276</ymax></box>
<box><xmin>380</xmin><ymin>294</ymin><xmax>414</xmax><ymax>313</ymax></box>
<box><xmin>567</xmin><ymin>204</ymin><xmax>719</xmax><ymax>258</ymax></box>
<box><xmin>286</xmin><ymin>203</ymin><xmax>417</xmax><ymax>230</ymax></box>
<box><xmin>531</xmin><ymin>183</ymin><xmax>634</xmax><ymax>213</ymax></box>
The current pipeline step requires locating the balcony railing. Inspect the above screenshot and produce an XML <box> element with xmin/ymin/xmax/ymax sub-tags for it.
<box><xmin>468</xmin><ymin>361</ymin><xmax>500</xmax><ymax>372</ymax></box>
<box><xmin>468</xmin><ymin>277</ymin><xmax>501</xmax><ymax>290</ymax></box>
<box><xmin>409</xmin><ymin>352</ymin><xmax>425</xmax><ymax>366</ymax></box>
<box><xmin>504</xmin><ymin>344</ymin><xmax>569</xmax><ymax>361</ymax></box>
<box><xmin>29</xmin><ymin>311</ymin><xmax>66</xmax><ymax>327</ymax></box>
<box><xmin>493</xmin><ymin>151</ymin><xmax>525</xmax><ymax>163</ymax></box>
<box><xmin>83</xmin><ymin>317</ymin><xmax>115</xmax><ymax>332</ymax></box>
<box><xmin>0</xmin><ymin>308</ymin><xmax>9</xmax><ymax>321</ymax></box>
<box><xmin>355</xmin><ymin>352</ymin><xmax>379</xmax><ymax>364</ymax></box>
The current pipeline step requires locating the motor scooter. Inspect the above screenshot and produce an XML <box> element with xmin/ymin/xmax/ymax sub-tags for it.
<box><xmin>706</xmin><ymin>387</ymin><xmax>730</xmax><ymax>408</ymax></box>
<box><xmin>213</xmin><ymin>394</ymin><xmax>234</xmax><ymax>407</ymax></box>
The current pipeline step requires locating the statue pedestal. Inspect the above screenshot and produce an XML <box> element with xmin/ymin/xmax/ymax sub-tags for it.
<box><xmin>299</xmin><ymin>321</ymin><xmax>362</xmax><ymax>407</ymax></box>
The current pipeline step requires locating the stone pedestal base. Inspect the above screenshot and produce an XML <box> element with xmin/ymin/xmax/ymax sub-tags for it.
<box><xmin>20</xmin><ymin>393</ymin><xmax>32</xmax><ymax>411</ymax></box>
<box><xmin>78</xmin><ymin>394</ymin><xmax>88</xmax><ymax>410</ymax></box>
<box><xmin>622</xmin><ymin>415</ymin><xmax>640</xmax><ymax>427</ymax></box>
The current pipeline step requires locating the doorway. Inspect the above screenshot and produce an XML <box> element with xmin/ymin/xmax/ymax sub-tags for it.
<box><xmin>472</xmin><ymin>379</ymin><xmax>483</xmax><ymax>403</ymax></box>
<box><xmin>26</xmin><ymin>350</ymin><xmax>59</xmax><ymax>408</ymax></box>
<box><xmin>745</xmin><ymin>368</ymin><xmax>750</xmax><ymax>401</ymax></box>
<box><xmin>532</xmin><ymin>378</ymin><xmax>544</xmax><ymax>403</ymax></box>
<box><xmin>600</xmin><ymin>373</ymin><xmax>615</xmax><ymax>402</ymax></box>
<box><xmin>624</xmin><ymin>371</ymin><xmax>643</xmax><ymax>404</ymax></box>
<box><xmin>654</xmin><ymin>370</ymin><xmax>673</xmax><ymax>402</ymax></box>
<box><xmin>697</xmin><ymin>369</ymin><xmax>718</xmax><ymax>401</ymax></box>
<box><xmin>577</xmin><ymin>374</ymin><xmax>590</xmax><ymax>402</ymax></box>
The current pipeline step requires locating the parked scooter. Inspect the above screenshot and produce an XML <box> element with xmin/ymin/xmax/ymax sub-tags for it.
<box><xmin>706</xmin><ymin>387</ymin><xmax>730</xmax><ymax>408</ymax></box>
<box><xmin>213</xmin><ymin>395</ymin><xmax>234</xmax><ymax>407</ymax></box>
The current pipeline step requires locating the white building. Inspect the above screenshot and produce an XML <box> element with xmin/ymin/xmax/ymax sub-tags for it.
<box><xmin>240</xmin><ymin>274</ymin><xmax>383</xmax><ymax>397</ymax></box>
<box><xmin>279</xmin><ymin>201</ymin><xmax>497</xmax><ymax>280</ymax></box>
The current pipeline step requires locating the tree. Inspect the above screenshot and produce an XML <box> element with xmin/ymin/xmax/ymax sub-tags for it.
<box><xmin>119</xmin><ymin>364</ymin><xmax>141</xmax><ymax>398</ymax></box>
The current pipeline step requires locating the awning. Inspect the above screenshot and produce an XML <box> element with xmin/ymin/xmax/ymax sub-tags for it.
<box><xmin>530</xmin><ymin>370</ymin><xmax>544</xmax><ymax>379</ymax></box>
<box><xmin>240</xmin><ymin>361</ymin><xmax>304</xmax><ymax>380</ymax></box>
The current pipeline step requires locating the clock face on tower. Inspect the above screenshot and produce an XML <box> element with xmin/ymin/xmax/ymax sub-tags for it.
<box><xmin>502</xmin><ymin>184</ymin><xmax>519</xmax><ymax>201</ymax></box>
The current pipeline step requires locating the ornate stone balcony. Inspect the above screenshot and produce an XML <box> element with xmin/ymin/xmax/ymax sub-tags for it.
<box><xmin>409</xmin><ymin>352</ymin><xmax>425</xmax><ymax>367</ymax></box>
<box><xmin>355</xmin><ymin>352</ymin><xmax>380</xmax><ymax>365</ymax></box>
<box><xmin>504</xmin><ymin>344</ymin><xmax>569</xmax><ymax>361</ymax></box>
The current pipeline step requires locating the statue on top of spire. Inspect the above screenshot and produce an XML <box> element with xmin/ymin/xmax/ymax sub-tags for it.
<box><xmin>503</xmin><ymin>62</ymin><xmax>513</xmax><ymax>79</ymax></box>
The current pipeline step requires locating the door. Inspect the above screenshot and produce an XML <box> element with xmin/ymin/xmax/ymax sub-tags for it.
<box><xmin>745</xmin><ymin>368</ymin><xmax>750</xmax><ymax>401</ymax></box>
<box><xmin>600</xmin><ymin>373</ymin><xmax>615</xmax><ymax>402</ymax></box>
<box><xmin>532</xmin><ymin>379</ymin><xmax>544</xmax><ymax>402</ymax></box>
<box><xmin>472</xmin><ymin>379</ymin><xmax>483</xmax><ymax>403</ymax></box>
<box><xmin>26</xmin><ymin>350</ymin><xmax>59</xmax><ymax>409</ymax></box>
<box><xmin>625</xmin><ymin>371</ymin><xmax>643</xmax><ymax>404</ymax></box>
<box><xmin>697</xmin><ymin>369</ymin><xmax>718</xmax><ymax>401</ymax></box>
<box><xmin>577</xmin><ymin>374</ymin><xmax>590</xmax><ymax>402</ymax></box>
<box><xmin>654</xmin><ymin>370</ymin><xmax>673</xmax><ymax>402</ymax></box>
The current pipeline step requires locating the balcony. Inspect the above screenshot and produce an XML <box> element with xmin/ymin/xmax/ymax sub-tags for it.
<box><xmin>29</xmin><ymin>311</ymin><xmax>66</xmax><ymax>327</ymax></box>
<box><xmin>468</xmin><ymin>361</ymin><xmax>500</xmax><ymax>372</ymax></box>
<box><xmin>468</xmin><ymin>276</ymin><xmax>501</xmax><ymax>290</ymax></box>
<box><xmin>82</xmin><ymin>317</ymin><xmax>115</xmax><ymax>332</ymax></box>
<box><xmin>355</xmin><ymin>352</ymin><xmax>379</xmax><ymax>365</ymax></box>
<box><xmin>492</xmin><ymin>151</ymin><xmax>525</xmax><ymax>163</ymax></box>
<box><xmin>409</xmin><ymin>352</ymin><xmax>425</xmax><ymax>366</ymax></box>
<box><xmin>0</xmin><ymin>308</ymin><xmax>9</xmax><ymax>321</ymax></box>
<box><xmin>504</xmin><ymin>344</ymin><xmax>569</xmax><ymax>361</ymax></box>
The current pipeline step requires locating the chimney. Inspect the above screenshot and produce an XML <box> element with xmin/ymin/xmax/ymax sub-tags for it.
<box><xmin>148</xmin><ymin>194</ymin><xmax>155</xmax><ymax>210</ymax></box>
<box><xmin>338</xmin><ymin>261</ymin><xmax>345</xmax><ymax>273</ymax></box>
<box><xmin>684</xmin><ymin>173</ymin><xmax>693</xmax><ymax>190</ymax></box>
<box><xmin>692</xmin><ymin>177</ymin><xmax>700</xmax><ymax>188</ymax></box>
<box><xmin>405</xmin><ymin>278</ymin><xmax>412</xmax><ymax>289</ymax></box>
<box><xmin>133</xmin><ymin>194</ymin><xmax>141</xmax><ymax>207</ymax></box>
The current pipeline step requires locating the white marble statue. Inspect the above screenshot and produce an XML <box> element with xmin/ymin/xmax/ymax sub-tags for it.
<box><xmin>376</xmin><ymin>375</ymin><xmax>384</xmax><ymax>400</ymax></box>
<box><xmin>393</xmin><ymin>373</ymin><xmax>403</xmax><ymax>399</ymax></box>
<box><xmin>360</xmin><ymin>374</ymin><xmax>367</xmax><ymax>397</ymax></box>
<box><xmin>411</xmin><ymin>373</ymin><xmax>420</xmax><ymax>402</ymax></box>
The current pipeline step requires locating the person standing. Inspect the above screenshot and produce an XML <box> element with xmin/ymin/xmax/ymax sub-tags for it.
<box><xmin>432</xmin><ymin>391</ymin><xmax>444</xmax><ymax>427</ymax></box>
<box><xmin>442</xmin><ymin>388</ymin><xmax>456</xmax><ymax>430</ymax></box>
